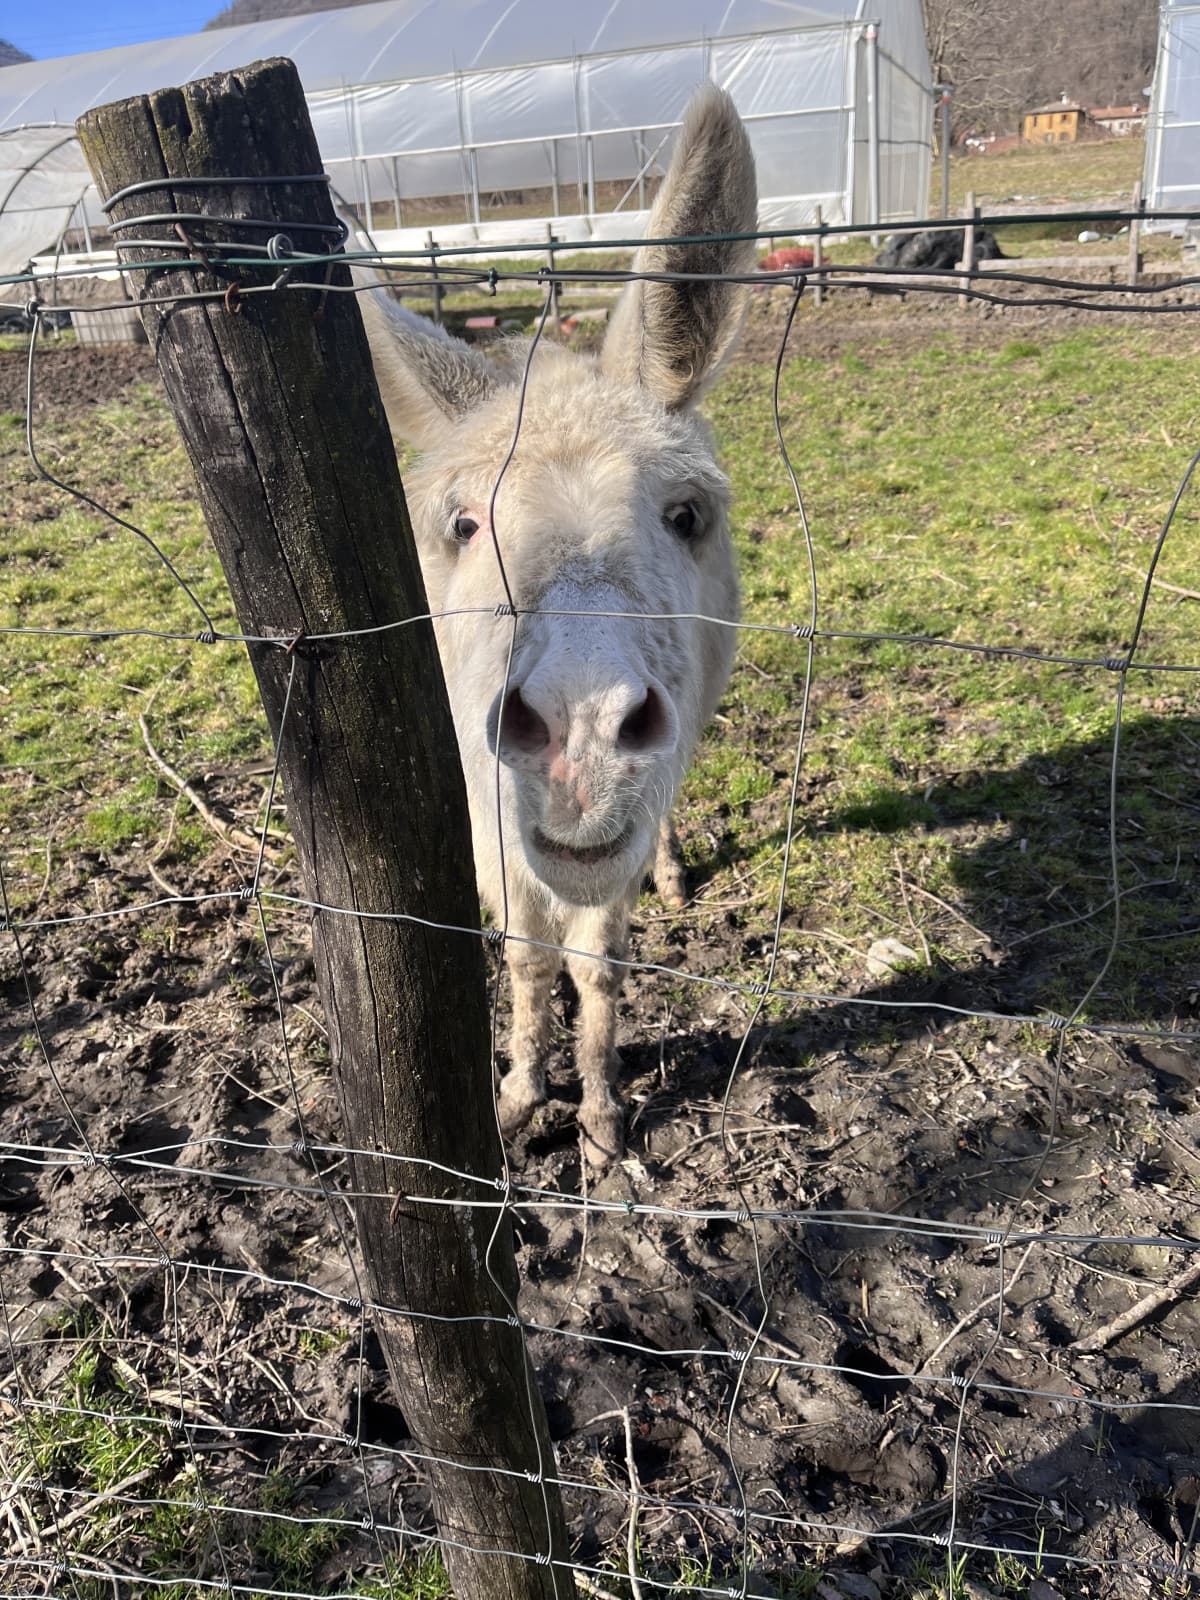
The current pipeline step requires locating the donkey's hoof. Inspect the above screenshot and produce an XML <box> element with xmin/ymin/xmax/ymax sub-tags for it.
<box><xmin>498</xmin><ymin>1076</ymin><xmax>544</xmax><ymax>1139</ymax></box>
<box><xmin>580</xmin><ymin>1103</ymin><xmax>625</xmax><ymax>1171</ymax></box>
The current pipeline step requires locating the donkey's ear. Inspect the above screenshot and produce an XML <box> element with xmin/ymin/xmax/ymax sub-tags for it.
<box><xmin>601</xmin><ymin>85</ymin><xmax>757</xmax><ymax>411</ymax></box>
<box><xmin>356</xmin><ymin>279</ymin><xmax>497</xmax><ymax>450</ymax></box>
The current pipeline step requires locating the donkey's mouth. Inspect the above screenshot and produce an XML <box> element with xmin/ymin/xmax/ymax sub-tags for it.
<box><xmin>531</xmin><ymin>822</ymin><xmax>634</xmax><ymax>867</ymax></box>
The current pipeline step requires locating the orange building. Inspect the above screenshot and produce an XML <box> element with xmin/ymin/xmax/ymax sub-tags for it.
<box><xmin>1022</xmin><ymin>99</ymin><xmax>1087</xmax><ymax>143</ymax></box>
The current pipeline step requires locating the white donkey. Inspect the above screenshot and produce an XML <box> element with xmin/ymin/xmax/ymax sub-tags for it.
<box><xmin>357</xmin><ymin>87</ymin><xmax>756</xmax><ymax>1167</ymax></box>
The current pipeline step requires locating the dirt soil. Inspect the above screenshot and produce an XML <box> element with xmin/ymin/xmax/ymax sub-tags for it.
<box><xmin>2</xmin><ymin>315</ymin><xmax>1199</xmax><ymax>1599</ymax></box>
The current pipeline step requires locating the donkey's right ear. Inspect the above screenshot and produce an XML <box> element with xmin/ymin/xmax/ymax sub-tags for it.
<box><xmin>355</xmin><ymin>277</ymin><xmax>496</xmax><ymax>450</ymax></box>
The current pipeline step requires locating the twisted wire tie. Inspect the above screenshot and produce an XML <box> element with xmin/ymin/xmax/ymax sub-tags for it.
<box><xmin>523</xmin><ymin>1469</ymin><xmax>542</xmax><ymax>1483</ymax></box>
<box><xmin>729</xmin><ymin>1348</ymin><xmax>749</xmax><ymax>1363</ymax></box>
<box><xmin>791</xmin><ymin>623</ymin><xmax>815</xmax><ymax>640</ymax></box>
<box><xmin>1041</xmin><ymin>1012</ymin><xmax>1070</xmax><ymax>1031</ymax></box>
<box><xmin>484</xmin><ymin>927</ymin><xmax>506</xmax><ymax>947</ymax></box>
<box><xmin>157</xmin><ymin>1251</ymin><xmax>172</xmax><ymax>1269</ymax></box>
<box><xmin>534</xmin><ymin>1553</ymin><xmax>551</xmax><ymax>1567</ymax></box>
<box><xmin>984</xmin><ymin>1229</ymin><xmax>1005</xmax><ymax>1244</ymax></box>
<box><xmin>1104</xmin><ymin>655</ymin><xmax>1129</xmax><ymax>672</ymax></box>
<box><xmin>174</xmin><ymin>222</ymin><xmax>214</xmax><ymax>276</ymax></box>
<box><xmin>283</xmin><ymin>628</ymin><xmax>307</xmax><ymax>657</ymax></box>
<box><xmin>746</xmin><ymin>981</ymin><xmax>768</xmax><ymax>997</ymax></box>
<box><xmin>734</xmin><ymin>1206</ymin><xmax>752</xmax><ymax>1223</ymax></box>
<box><xmin>195</xmin><ymin>628</ymin><xmax>217</xmax><ymax>645</ymax></box>
<box><xmin>290</xmin><ymin>1140</ymin><xmax>308</xmax><ymax>1160</ymax></box>
<box><xmin>238</xmin><ymin>885</ymin><xmax>258</xmax><ymax>902</ymax></box>
<box><xmin>342</xmin><ymin>1431</ymin><xmax>357</xmax><ymax>1447</ymax></box>
<box><xmin>360</xmin><ymin>1515</ymin><xmax>376</xmax><ymax>1532</ymax></box>
<box><xmin>494</xmin><ymin>602</ymin><xmax>517</xmax><ymax>618</ymax></box>
<box><xmin>344</xmin><ymin>1297</ymin><xmax>364</xmax><ymax>1313</ymax></box>
<box><xmin>505</xmin><ymin>1313</ymin><xmax>521</xmax><ymax>1328</ymax></box>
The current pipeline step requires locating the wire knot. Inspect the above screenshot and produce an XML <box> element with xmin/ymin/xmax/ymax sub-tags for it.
<box><xmin>534</xmin><ymin>1553</ymin><xmax>551</xmax><ymax>1567</ymax></box>
<box><xmin>484</xmin><ymin>926</ymin><xmax>505</xmax><ymax>946</ymax></box>
<box><xmin>734</xmin><ymin>1206</ymin><xmax>752</xmax><ymax>1223</ymax></box>
<box><xmin>984</xmin><ymin>1229</ymin><xmax>1005</xmax><ymax>1244</ymax></box>
<box><xmin>344</xmin><ymin>1296</ymin><xmax>363</xmax><ymax>1313</ymax></box>
<box><xmin>1103</xmin><ymin>655</ymin><xmax>1128</xmax><ymax>672</ymax></box>
<box><xmin>238</xmin><ymin>885</ymin><xmax>257</xmax><ymax>902</ymax></box>
<box><xmin>505</xmin><ymin>1313</ymin><xmax>521</xmax><ymax>1328</ymax></box>
<box><xmin>493</xmin><ymin>602</ymin><xmax>517</xmax><ymax>618</ymax></box>
<box><xmin>290</xmin><ymin>1140</ymin><xmax>308</xmax><ymax>1159</ymax></box>
<box><xmin>195</xmin><ymin>628</ymin><xmax>217</xmax><ymax>645</ymax></box>
<box><xmin>791</xmin><ymin>623</ymin><xmax>815</xmax><ymax>640</ymax></box>
<box><xmin>1041</xmin><ymin>1011</ymin><xmax>1070</xmax><ymax>1031</ymax></box>
<box><xmin>158</xmin><ymin>1251</ymin><xmax>172</xmax><ymax>1269</ymax></box>
<box><xmin>729</xmin><ymin>1348</ymin><xmax>749</xmax><ymax>1363</ymax></box>
<box><xmin>266</xmin><ymin>233</ymin><xmax>294</xmax><ymax>261</ymax></box>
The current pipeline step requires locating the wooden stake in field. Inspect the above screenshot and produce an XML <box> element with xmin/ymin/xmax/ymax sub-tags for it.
<box><xmin>78</xmin><ymin>56</ymin><xmax>573</xmax><ymax>1600</ymax></box>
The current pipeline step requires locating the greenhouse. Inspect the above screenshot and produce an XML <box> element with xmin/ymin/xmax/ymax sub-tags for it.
<box><xmin>0</xmin><ymin>0</ymin><xmax>932</xmax><ymax>275</ymax></box>
<box><xmin>1144</xmin><ymin>0</ymin><xmax>1200</xmax><ymax>216</ymax></box>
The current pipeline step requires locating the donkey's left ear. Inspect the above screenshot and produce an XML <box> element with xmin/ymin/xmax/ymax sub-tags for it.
<box><xmin>600</xmin><ymin>85</ymin><xmax>757</xmax><ymax>411</ymax></box>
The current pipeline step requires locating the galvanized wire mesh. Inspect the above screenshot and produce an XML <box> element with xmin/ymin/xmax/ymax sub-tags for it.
<box><xmin>2</xmin><ymin>212</ymin><xmax>1199</xmax><ymax>1599</ymax></box>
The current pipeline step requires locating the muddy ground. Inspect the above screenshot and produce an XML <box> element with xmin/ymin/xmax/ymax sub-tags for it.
<box><xmin>1</xmin><ymin>302</ymin><xmax>1198</xmax><ymax>1599</ymax></box>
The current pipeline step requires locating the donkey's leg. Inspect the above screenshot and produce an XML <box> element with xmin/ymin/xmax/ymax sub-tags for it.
<box><xmin>563</xmin><ymin>898</ymin><xmax>634</xmax><ymax>1169</ymax></box>
<box><xmin>653</xmin><ymin>814</ymin><xmax>687</xmax><ymax>909</ymax></box>
<box><xmin>498</xmin><ymin>901</ymin><xmax>561</xmax><ymax>1138</ymax></box>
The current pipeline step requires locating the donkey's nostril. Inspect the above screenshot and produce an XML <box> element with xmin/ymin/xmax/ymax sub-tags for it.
<box><xmin>498</xmin><ymin>686</ymin><xmax>551</xmax><ymax>756</ymax></box>
<box><xmin>618</xmin><ymin>686</ymin><xmax>670</xmax><ymax>753</ymax></box>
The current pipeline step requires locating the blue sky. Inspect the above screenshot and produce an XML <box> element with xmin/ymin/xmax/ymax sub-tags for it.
<box><xmin>6</xmin><ymin>0</ymin><xmax>221</xmax><ymax>59</ymax></box>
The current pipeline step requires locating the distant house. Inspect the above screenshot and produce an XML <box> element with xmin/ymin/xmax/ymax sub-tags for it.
<box><xmin>1022</xmin><ymin>98</ymin><xmax>1088</xmax><ymax>143</ymax></box>
<box><xmin>1090</xmin><ymin>104</ymin><xmax>1147</xmax><ymax>137</ymax></box>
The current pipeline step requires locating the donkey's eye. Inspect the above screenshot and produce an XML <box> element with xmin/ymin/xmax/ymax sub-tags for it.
<box><xmin>452</xmin><ymin>513</ymin><xmax>479</xmax><ymax>542</ymax></box>
<box><xmin>664</xmin><ymin>502</ymin><xmax>700</xmax><ymax>541</ymax></box>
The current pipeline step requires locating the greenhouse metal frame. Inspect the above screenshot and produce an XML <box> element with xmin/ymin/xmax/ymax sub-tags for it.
<box><xmin>1144</xmin><ymin>0</ymin><xmax>1200</xmax><ymax>218</ymax></box>
<box><xmin>0</xmin><ymin>0</ymin><xmax>932</xmax><ymax>274</ymax></box>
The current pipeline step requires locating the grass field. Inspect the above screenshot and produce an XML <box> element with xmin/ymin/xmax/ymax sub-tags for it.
<box><xmin>5</xmin><ymin>302</ymin><xmax>1199</xmax><ymax>1027</ymax></box>
<box><xmin>944</xmin><ymin>133</ymin><xmax>1146</xmax><ymax>211</ymax></box>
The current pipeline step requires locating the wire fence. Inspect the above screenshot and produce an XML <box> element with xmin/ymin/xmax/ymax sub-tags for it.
<box><xmin>2</xmin><ymin>205</ymin><xmax>1200</xmax><ymax>1600</ymax></box>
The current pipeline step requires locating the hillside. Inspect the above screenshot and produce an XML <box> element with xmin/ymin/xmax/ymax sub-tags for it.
<box><xmin>0</xmin><ymin>38</ymin><xmax>32</xmax><ymax>66</ymax></box>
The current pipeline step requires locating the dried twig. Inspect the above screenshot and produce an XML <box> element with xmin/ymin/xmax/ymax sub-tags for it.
<box><xmin>622</xmin><ymin>1406</ymin><xmax>646</xmax><ymax>1600</ymax></box>
<box><xmin>138</xmin><ymin>713</ymin><xmax>264</xmax><ymax>856</ymax></box>
<box><xmin>1072</xmin><ymin>1257</ymin><xmax>1200</xmax><ymax>1353</ymax></box>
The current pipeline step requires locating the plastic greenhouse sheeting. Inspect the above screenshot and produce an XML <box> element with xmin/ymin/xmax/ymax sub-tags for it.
<box><xmin>1144</xmin><ymin>1</ymin><xmax>1200</xmax><ymax>217</ymax></box>
<box><xmin>0</xmin><ymin>0</ymin><xmax>932</xmax><ymax>274</ymax></box>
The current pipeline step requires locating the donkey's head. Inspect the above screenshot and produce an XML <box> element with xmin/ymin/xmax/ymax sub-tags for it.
<box><xmin>361</xmin><ymin>87</ymin><xmax>756</xmax><ymax>906</ymax></box>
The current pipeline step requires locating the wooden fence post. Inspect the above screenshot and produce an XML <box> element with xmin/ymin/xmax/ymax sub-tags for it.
<box><xmin>1128</xmin><ymin>178</ymin><xmax>1143</xmax><ymax>287</ymax></box>
<box><xmin>425</xmin><ymin>227</ymin><xmax>444</xmax><ymax>324</ymax></box>
<box><xmin>544</xmin><ymin>221</ymin><xmax>560</xmax><ymax>329</ymax></box>
<box><xmin>77</xmin><ymin>57</ymin><xmax>573</xmax><ymax>1600</ymax></box>
<box><xmin>958</xmin><ymin>190</ymin><xmax>977</xmax><ymax>309</ymax></box>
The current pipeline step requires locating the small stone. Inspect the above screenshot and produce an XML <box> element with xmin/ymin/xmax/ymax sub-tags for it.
<box><xmin>865</xmin><ymin>937</ymin><xmax>920</xmax><ymax>977</ymax></box>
